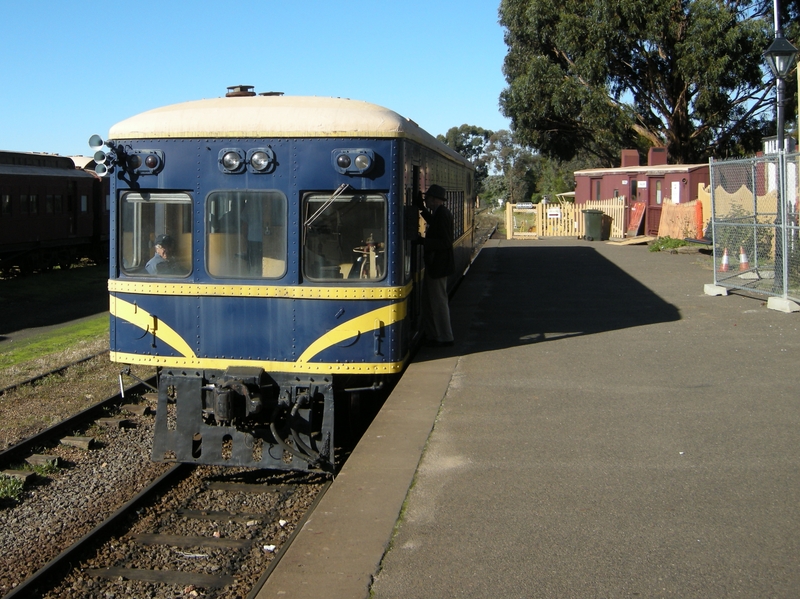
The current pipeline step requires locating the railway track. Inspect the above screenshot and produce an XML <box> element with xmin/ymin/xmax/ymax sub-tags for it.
<box><xmin>0</xmin><ymin>378</ymin><xmax>171</xmax><ymax>597</ymax></box>
<box><xmin>1</xmin><ymin>362</ymin><xmax>335</xmax><ymax>599</ymax></box>
<box><xmin>47</xmin><ymin>467</ymin><xmax>330</xmax><ymax>599</ymax></box>
<box><xmin>0</xmin><ymin>365</ymin><xmax>155</xmax><ymax>470</ymax></box>
<box><xmin>9</xmin><ymin>465</ymin><xmax>329</xmax><ymax>599</ymax></box>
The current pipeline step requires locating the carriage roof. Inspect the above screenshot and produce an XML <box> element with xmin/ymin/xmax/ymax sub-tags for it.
<box><xmin>109</xmin><ymin>95</ymin><xmax>471</xmax><ymax>167</ymax></box>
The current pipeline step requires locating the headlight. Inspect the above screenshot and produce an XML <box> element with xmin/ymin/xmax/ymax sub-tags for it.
<box><xmin>247</xmin><ymin>147</ymin><xmax>276</xmax><ymax>173</ymax></box>
<box><xmin>222</xmin><ymin>152</ymin><xmax>243</xmax><ymax>170</ymax></box>
<box><xmin>250</xmin><ymin>151</ymin><xmax>270</xmax><ymax>171</ymax></box>
<box><xmin>219</xmin><ymin>149</ymin><xmax>245</xmax><ymax>173</ymax></box>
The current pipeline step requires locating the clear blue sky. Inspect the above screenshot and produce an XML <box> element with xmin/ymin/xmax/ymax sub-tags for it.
<box><xmin>1</xmin><ymin>1</ymin><xmax>511</xmax><ymax>158</ymax></box>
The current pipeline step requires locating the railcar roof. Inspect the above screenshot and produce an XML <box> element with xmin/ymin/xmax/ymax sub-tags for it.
<box><xmin>109</xmin><ymin>95</ymin><xmax>471</xmax><ymax>167</ymax></box>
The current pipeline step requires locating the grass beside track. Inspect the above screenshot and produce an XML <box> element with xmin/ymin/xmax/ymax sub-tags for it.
<box><xmin>0</xmin><ymin>263</ymin><xmax>110</xmax><ymax>379</ymax></box>
<box><xmin>0</xmin><ymin>315</ymin><xmax>108</xmax><ymax>370</ymax></box>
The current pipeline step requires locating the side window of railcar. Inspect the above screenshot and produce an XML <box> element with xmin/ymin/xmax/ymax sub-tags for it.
<box><xmin>206</xmin><ymin>190</ymin><xmax>287</xmax><ymax>279</ymax></box>
<box><xmin>120</xmin><ymin>192</ymin><xmax>192</xmax><ymax>277</ymax></box>
<box><xmin>303</xmin><ymin>192</ymin><xmax>387</xmax><ymax>281</ymax></box>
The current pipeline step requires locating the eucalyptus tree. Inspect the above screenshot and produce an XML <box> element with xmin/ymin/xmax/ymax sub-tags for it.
<box><xmin>499</xmin><ymin>0</ymin><xmax>798</xmax><ymax>165</ymax></box>
<box><xmin>437</xmin><ymin>125</ymin><xmax>494</xmax><ymax>190</ymax></box>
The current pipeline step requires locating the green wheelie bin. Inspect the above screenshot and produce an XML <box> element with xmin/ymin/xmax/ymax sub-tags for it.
<box><xmin>582</xmin><ymin>209</ymin><xmax>603</xmax><ymax>241</ymax></box>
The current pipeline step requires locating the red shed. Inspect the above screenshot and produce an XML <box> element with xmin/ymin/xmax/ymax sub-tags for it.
<box><xmin>574</xmin><ymin>149</ymin><xmax>709</xmax><ymax>236</ymax></box>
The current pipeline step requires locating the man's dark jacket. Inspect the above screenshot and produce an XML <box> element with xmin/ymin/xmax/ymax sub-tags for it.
<box><xmin>421</xmin><ymin>204</ymin><xmax>455</xmax><ymax>279</ymax></box>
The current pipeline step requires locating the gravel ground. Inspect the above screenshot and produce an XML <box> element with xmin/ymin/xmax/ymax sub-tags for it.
<box><xmin>46</xmin><ymin>467</ymin><xmax>326</xmax><ymax>599</ymax></box>
<box><xmin>0</xmin><ymin>347</ymin><xmax>156</xmax><ymax>451</ymax></box>
<box><xmin>0</xmin><ymin>403</ymin><xmax>170</xmax><ymax>595</ymax></box>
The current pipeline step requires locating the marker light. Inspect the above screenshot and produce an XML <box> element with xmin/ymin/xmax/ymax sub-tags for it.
<box><xmin>219</xmin><ymin>149</ymin><xmax>245</xmax><ymax>173</ymax></box>
<box><xmin>332</xmin><ymin>149</ymin><xmax>375</xmax><ymax>175</ymax></box>
<box><xmin>127</xmin><ymin>150</ymin><xmax>164</xmax><ymax>175</ymax></box>
<box><xmin>354</xmin><ymin>154</ymin><xmax>372</xmax><ymax>171</ymax></box>
<box><xmin>247</xmin><ymin>147</ymin><xmax>276</xmax><ymax>173</ymax></box>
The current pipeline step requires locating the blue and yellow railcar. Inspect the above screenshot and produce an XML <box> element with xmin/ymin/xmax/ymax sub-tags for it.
<box><xmin>95</xmin><ymin>86</ymin><xmax>474</xmax><ymax>472</ymax></box>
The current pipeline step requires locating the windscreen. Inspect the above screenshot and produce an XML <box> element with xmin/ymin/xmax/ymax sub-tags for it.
<box><xmin>303</xmin><ymin>192</ymin><xmax>387</xmax><ymax>281</ymax></box>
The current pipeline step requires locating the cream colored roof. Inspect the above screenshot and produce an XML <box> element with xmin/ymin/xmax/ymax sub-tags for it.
<box><xmin>109</xmin><ymin>95</ymin><xmax>471</xmax><ymax>166</ymax></box>
<box><xmin>574</xmin><ymin>163</ymin><xmax>707</xmax><ymax>176</ymax></box>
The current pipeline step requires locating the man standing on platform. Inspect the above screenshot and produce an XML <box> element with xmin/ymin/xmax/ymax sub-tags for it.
<box><xmin>415</xmin><ymin>184</ymin><xmax>455</xmax><ymax>347</ymax></box>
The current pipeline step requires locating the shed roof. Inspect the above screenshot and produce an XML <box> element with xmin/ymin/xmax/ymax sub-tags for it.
<box><xmin>574</xmin><ymin>163</ymin><xmax>708</xmax><ymax>177</ymax></box>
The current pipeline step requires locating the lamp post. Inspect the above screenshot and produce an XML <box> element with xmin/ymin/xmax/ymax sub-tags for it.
<box><xmin>763</xmin><ymin>32</ymin><xmax>798</xmax><ymax>296</ymax></box>
<box><xmin>764</xmin><ymin>34</ymin><xmax>798</xmax><ymax>152</ymax></box>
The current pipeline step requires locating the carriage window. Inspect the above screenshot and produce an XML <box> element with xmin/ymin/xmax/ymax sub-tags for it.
<box><xmin>303</xmin><ymin>192</ymin><xmax>387</xmax><ymax>281</ymax></box>
<box><xmin>120</xmin><ymin>192</ymin><xmax>192</xmax><ymax>277</ymax></box>
<box><xmin>206</xmin><ymin>190</ymin><xmax>287</xmax><ymax>278</ymax></box>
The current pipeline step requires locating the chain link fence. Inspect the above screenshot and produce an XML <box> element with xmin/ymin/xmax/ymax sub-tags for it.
<box><xmin>710</xmin><ymin>152</ymin><xmax>800</xmax><ymax>301</ymax></box>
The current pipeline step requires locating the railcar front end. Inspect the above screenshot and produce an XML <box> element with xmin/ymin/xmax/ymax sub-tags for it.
<box><xmin>97</xmin><ymin>90</ymin><xmax>474</xmax><ymax>472</ymax></box>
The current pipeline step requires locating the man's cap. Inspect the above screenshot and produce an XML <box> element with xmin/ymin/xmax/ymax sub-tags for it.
<box><xmin>155</xmin><ymin>234</ymin><xmax>174</xmax><ymax>248</ymax></box>
<box><xmin>425</xmin><ymin>184</ymin><xmax>447</xmax><ymax>201</ymax></box>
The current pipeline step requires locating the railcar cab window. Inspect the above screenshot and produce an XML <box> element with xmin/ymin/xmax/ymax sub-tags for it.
<box><xmin>303</xmin><ymin>192</ymin><xmax>386</xmax><ymax>281</ymax></box>
<box><xmin>206</xmin><ymin>190</ymin><xmax>287</xmax><ymax>278</ymax></box>
<box><xmin>120</xmin><ymin>192</ymin><xmax>192</xmax><ymax>277</ymax></box>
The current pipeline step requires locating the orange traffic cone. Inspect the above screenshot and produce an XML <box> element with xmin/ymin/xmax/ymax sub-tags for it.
<box><xmin>719</xmin><ymin>248</ymin><xmax>730</xmax><ymax>272</ymax></box>
<box><xmin>739</xmin><ymin>246</ymin><xmax>750</xmax><ymax>271</ymax></box>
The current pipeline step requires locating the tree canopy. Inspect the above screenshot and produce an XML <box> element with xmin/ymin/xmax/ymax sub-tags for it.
<box><xmin>437</xmin><ymin>125</ymin><xmax>494</xmax><ymax>189</ymax></box>
<box><xmin>499</xmin><ymin>0</ymin><xmax>799</xmax><ymax>165</ymax></box>
<box><xmin>440</xmin><ymin>125</ymin><xmax>597</xmax><ymax>204</ymax></box>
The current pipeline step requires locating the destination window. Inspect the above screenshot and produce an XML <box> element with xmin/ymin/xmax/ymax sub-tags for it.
<box><xmin>206</xmin><ymin>190</ymin><xmax>287</xmax><ymax>279</ymax></box>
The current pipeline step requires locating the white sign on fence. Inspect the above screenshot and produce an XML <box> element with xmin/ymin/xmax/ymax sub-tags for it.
<box><xmin>547</xmin><ymin>207</ymin><xmax>562</xmax><ymax>219</ymax></box>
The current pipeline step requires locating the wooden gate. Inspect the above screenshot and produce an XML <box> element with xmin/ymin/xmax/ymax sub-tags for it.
<box><xmin>505</xmin><ymin>198</ymin><xmax>627</xmax><ymax>240</ymax></box>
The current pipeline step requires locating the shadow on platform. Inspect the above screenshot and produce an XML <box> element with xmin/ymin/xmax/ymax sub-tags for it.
<box><xmin>427</xmin><ymin>244</ymin><xmax>681</xmax><ymax>359</ymax></box>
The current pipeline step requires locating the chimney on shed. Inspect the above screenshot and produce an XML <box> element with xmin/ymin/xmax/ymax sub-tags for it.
<box><xmin>648</xmin><ymin>147</ymin><xmax>668</xmax><ymax>166</ymax></box>
<box><xmin>620</xmin><ymin>149</ymin><xmax>639</xmax><ymax>167</ymax></box>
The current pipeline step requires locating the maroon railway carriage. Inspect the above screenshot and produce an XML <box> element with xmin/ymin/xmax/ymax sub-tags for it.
<box><xmin>0</xmin><ymin>151</ymin><xmax>108</xmax><ymax>272</ymax></box>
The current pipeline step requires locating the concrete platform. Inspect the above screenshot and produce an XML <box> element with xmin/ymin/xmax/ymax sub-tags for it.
<box><xmin>259</xmin><ymin>238</ymin><xmax>800</xmax><ymax>599</ymax></box>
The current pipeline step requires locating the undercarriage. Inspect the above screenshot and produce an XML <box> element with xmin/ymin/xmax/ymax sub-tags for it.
<box><xmin>150</xmin><ymin>367</ymin><xmax>335</xmax><ymax>472</ymax></box>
